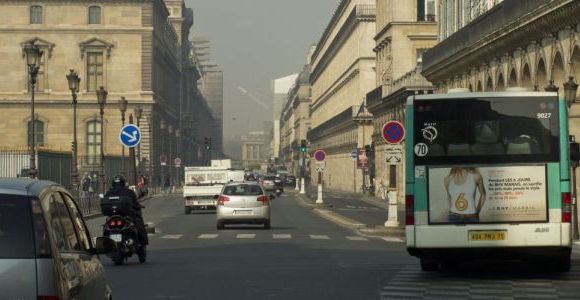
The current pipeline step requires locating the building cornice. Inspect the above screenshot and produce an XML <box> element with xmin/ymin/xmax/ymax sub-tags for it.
<box><xmin>374</xmin><ymin>21</ymin><xmax>437</xmax><ymax>42</ymax></box>
<box><xmin>0</xmin><ymin>27</ymin><xmax>153</xmax><ymax>34</ymax></box>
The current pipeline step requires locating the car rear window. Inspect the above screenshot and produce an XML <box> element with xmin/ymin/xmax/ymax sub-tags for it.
<box><xmin>223</xmin><ymin>185</ymin><xmax>263</xmax><ymax>196</ymax></box>
<box><xmin>0</xmin><ymin>194</ymin><xmax>35</xmax><ymax>258</ymax></box>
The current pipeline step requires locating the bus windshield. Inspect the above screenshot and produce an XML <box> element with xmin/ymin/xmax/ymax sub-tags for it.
<box><xmin>413</xmin><ymin>96</ymin><xmax>560</xmax><ymax>165</ymax></box>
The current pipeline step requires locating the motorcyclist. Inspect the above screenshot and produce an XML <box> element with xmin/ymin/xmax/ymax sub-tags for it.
<box><xmin>104</xmin><ymin>175</ymin><xmax>148</xmax><ymax>245</ymax></box>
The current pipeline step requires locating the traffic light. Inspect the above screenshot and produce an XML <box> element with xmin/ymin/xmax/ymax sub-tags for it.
<box><xmin>204</xmin><ymin>137</ymin><xmax>212</xmax><ymax>151</ymax></box>
<box><xmin>300</xmin><ymin>139</ymin><xmax>307</xmax><ymax>153</ymax></box>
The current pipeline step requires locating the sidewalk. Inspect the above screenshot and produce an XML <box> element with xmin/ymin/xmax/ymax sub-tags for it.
<box><xmin>293</xmin><ymin>185</ymin><xmax>405</xmax><ymax>238</ymax></box>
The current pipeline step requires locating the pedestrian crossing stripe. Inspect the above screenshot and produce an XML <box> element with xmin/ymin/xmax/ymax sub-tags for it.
<box><xmin>346</xmin><ymin>236</ymin><xmax>368</xmax><ymax>241</ymax></box>
<box><xmin>382</xmin><ymin>237</ymin><xmax>404</xmax><ymax>243</ymax></box>
<box><xmin>273</xmin><ymin>234</ymin><xmax>292</xmax><ymax>239</ymax></box>
<box><xmin>198</xmin><ymin>234</ymin><xmax>218</xmax><ymax>239</ymax></box>
<box><xmin>309</xmin><ymin>235</ymin><xmax>330</xmax><ymax>240</ymax></box>
<box><xmin>161</xmin><ymin>234</ymin><xmax>183</xmax><ymax>239</ymax></box>
<box><xmin>236</xmin><ymin>234</ymin><xmax>256</xmax><ymax>239</ymax></box>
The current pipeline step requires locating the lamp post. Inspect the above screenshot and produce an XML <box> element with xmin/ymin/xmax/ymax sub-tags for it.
<box><xmin>66</xmin><ymin>69</ymin><xmax>80</xmax><ymax>190</ymax></box>
<box><xmin>564</xmin><ymin>76</ymin><xmax>579</xmax><ymax>239</ymax></box>
<box><xmin>118</xmin><ymin>97</ymin><xmax>128</xmax><ymax>175</ymax></box>
<box><xmin>134</xmin><ymin>106</ymin><xmax>143</xmax><ymax>175</ymax></box>
<box><xmin>24</xmin><ymin>42</ymin><xmax>44</xmax><ymax>178</ymax></box>
<box><xmin>96</xmin><ymin>86</ymin><xmax>108</xmax><ymax>192</ymax></box>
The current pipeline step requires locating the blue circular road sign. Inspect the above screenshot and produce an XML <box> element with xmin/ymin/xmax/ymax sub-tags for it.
<box><xmin>119</xmin><ymin>124</ymin><xmax>141</xmax><ymax>148</ymax></box>
<box><xmin>382</xmin><ymin>121</ymin><xmax>405</xmax><ymax>144</ymax></box>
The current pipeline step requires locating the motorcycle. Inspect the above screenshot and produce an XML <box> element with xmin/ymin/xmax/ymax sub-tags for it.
<box><xmin>100</xmin><ymin>195</ymin><xmax>147</xmax><ymax>265</ymax></box>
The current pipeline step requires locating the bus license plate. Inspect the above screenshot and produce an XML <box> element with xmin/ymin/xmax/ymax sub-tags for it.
<box><xmin>468</xmin><ymin>231</ymin><xmax>506</xmax><ymax>241</ymax></box>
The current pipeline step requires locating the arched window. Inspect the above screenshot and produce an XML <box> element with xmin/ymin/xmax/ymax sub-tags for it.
<box><xmin>28</xmin><ymin>120</ymin><xmax>44</xmax><ymax>147</ymax></box>
<box><xmin>88</xmin><ymin>6</ymin><xmax>101</xmax><ymax>24</ymax></box>
<box><xmin>30</xmin><ymin>5</ymin><xmax>43</xmax><ymax>24</ymax></box>
<box><xmin>86</xmin><ymin>120</ymin><xmax>102</xmax><ymax>165</ymax></box>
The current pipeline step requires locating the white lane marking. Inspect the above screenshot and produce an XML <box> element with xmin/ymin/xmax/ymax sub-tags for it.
<box><xmin>346</xmin><ymin>236</ymin><xmax>368</xmax><ymax>241</ymax></box>
<box><xmin>161</xmin><ymin>234</ymin><xmax>183</xmax><ymax>239</ymax></box>
<box><xmin>198</xmin><ymin>234</ymin><xmax>219</xmax><ymax>239</ymax></box>
<box><xmin>236</xmin><ymin>234</ymin><xmax>256</xmax><ymax>239</ymax></box>
<box><xmin>273</xmin><ymin>234</ymin><xmax>292</xmax><ymax>239</ymax></box>
<box><xmin>309</xmin><ymin>235</ymin><xmax>330</xmax><ymax>240</ymax></box>
<box><xmin>382</xmin><ymin>237</ymin><xmax>405</xmax><ymax>243</ymax></box>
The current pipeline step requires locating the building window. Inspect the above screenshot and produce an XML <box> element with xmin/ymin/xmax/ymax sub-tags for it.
<box><xmin>88</xmin><ymin>6</ymin><xmax>101</xmax><ymax>24</ymax></box>
<box><xmin>86</xmin><ymin>120</ymin><xmax>101</xmax><ymax>165</ymax></box>
<box><xmin>28</xmin><ymin>119</ymin><xmax>45</xmax><ymax>147</ymax></box>
<box><xmin>418</xmin><ymin>0</ymin><xmax>436</xmax><ymax>22</ymax></box>
<box><xmin>30</xmin><ymin>5</ymin><xmax>43</xmax><ymax>24</ymax></box>
<box><xmin>86</xmin><ymin>52</ymin><xmax>103</xmax><ymax>91</ymax></box>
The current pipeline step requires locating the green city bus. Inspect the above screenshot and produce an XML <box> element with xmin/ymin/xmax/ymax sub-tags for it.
<box><xmin>404</xmin><ymin>91</ymin><xmax>573</xmax><ymax>272</ymax></box>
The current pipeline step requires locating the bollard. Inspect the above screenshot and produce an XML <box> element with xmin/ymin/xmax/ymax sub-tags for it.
<box><xmin>384</xmin><ymin>190</ymin><xmax>399</xmax><ymax>227</ymax></box>
<box><xmin>315</xmin><ymin>171</ymin><xmax>323</xmax><ymax>204</ymax></box>
<box><xmin>295</xmin><ymin>178</ymin><xmax>300</xmax><ymax>191</ymax></box>
<box><xmin>300</xmin><ymin>178</ymin><xmax>306</xmax><ymax>194</ymax></box>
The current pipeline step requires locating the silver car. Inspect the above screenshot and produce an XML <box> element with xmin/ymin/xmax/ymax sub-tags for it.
<box><xmin>0</xmin><ymin>178</ymin><xmax>115</xmax><ymax>300</ymax></box>
<box><xmin>216</xmin><ymin>182</ymin><xmax>272</xmax><ymax>229</ymax></box>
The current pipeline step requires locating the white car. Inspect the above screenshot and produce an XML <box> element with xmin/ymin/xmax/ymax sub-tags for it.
<box><xmin>216</xmin><ymin>182</ymin><xmax>273</xmax><ymax>229</ymax></box>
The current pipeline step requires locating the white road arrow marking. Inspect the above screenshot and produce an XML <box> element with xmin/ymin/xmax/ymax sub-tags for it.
<box><xmin>122</xmin><ymin>130</ymin><xmax>139</xmax><ymax>142</ymax></box>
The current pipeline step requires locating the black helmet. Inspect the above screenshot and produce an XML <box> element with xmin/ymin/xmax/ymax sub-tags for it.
<box><xmin>112</xmin><ymin>175</ymin><xmax>126</xmax><ymax>188</ymax></box>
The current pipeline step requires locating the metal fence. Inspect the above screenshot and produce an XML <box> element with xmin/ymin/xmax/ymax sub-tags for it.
<box><xmin>0</xmin><ymin>147</ymin><xmax>72</xmax><ymax>188</ymax></box>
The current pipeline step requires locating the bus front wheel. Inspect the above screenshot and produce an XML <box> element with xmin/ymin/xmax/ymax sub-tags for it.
<box><xmin>420</xmin><ymin>259</ymin><xmax>439</xmax><ymax>271</ymax></box>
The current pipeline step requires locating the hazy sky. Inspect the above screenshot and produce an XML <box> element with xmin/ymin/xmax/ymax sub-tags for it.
<box><xmin>185</xmin><ymin>0</ymin><xmax>338</xmax><ymax>140</ymax></box>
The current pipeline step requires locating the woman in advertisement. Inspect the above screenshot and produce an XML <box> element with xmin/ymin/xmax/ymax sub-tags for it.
<box><xmin>444</xmin><ymin>167</ymin><xmax>486</xmax><ymax>223</ymax></box>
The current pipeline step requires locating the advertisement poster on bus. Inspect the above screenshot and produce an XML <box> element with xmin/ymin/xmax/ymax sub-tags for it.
<box><xmin>357</xmin><ymin>148</ymin><xmax>369</xmax><ymax>169</ymax></box>
<box><xmin>428</xmin><ymin>165</ymin><xmax>547</xmax><ymax>224</ymax></box>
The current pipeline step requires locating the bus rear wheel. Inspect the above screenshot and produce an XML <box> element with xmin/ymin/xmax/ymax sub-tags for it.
<box><xmin>420</xmin><ymin>259</ymin><xmax>439</xmax><ymax>272</ymax></box>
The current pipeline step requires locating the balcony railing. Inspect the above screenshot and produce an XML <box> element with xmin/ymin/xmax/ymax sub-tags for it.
<box><xmin>386</xmin><ymin>65</ymin><xmax>433</xmax><ymax>95</ymax></box>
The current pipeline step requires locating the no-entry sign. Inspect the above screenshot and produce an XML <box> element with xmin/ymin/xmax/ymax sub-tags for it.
<box><xmin>382</xmin><ymin>121</ymin><xmax>405</xmax><ymax>144</ymax></box>
<box><xmin>313</xmin><ymin>149</ymin><xmax>326</xmax><ymax>162</ymax></box>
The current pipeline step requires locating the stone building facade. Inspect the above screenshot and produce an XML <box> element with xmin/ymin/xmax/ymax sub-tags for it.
<box><xmin>308</xmin><ymin>0</ymin><xmax>376</xmax><ymax>192</ymax></box>
<box><xmin>0</xmin><ymin>0</ymin><xmax>215</xmax><ymax>186</ymax></box>
<box><xmin>241</xmin><ymin>131</ymin><xmax>269</xmax><ymax>170</ymax></box>
<box><xmin>422</xmin><ymin>0</ymin><xmax>580</xmax><ymax>134</ymax></box>
<box><xmin>366</xmin><ymin>0</ymin><xmax>438</xmax><ymax>201</ymax></box>
<box><xmin>279</xmin><ymin>65</ymin><xmax>312</xmax><ymax>177</ymax></box>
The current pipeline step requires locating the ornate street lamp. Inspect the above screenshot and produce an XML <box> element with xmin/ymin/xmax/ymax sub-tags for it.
<box><xmin>24</xmin><ymin>42</ymin><xmax>44</xmax><ymax>178</ymax></box>
<box><xmin>66</xmin><ymin>69</ymin><xmax>81</xmax><ymax>190</ymax></box>
<box><xmin>564</xmin><ymin>76</ymin><xmax>579</xmax><ymax>239</ymax></box>
<box><xmin>118</xmin><ymin>97</ymin><xmax>128</xmax><ymax>175</ymax></box>
<box><xmin>564</xmin><ymin>76</ymin><xmax>579</xmax><ymax>108</ymax></box>
<box><xmin>96</xmin><ymin>86</ymin><xmax>108</xmax><ymax>191</ymax></box>
<box><xmin>544</xmin><ymin>80</ymin><xmax>559</xmax><ymax>92</ymax></box>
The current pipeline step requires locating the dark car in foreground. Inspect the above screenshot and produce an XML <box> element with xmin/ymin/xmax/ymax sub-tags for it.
<box><xmin>0</xmin><ymin>179</ymin><xmax>115</xmax><ymax>300</ymax></box>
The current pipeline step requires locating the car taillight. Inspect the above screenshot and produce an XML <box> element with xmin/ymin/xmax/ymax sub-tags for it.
<box><xmin>218</xmin><ymin>195</ymin><xmax>230</xmax><ymax>206</ymax></box>
<box><xmin>405</xmin><ymin>195</ymin><xmax>415</xmax><ymax>225</ymax></box>
<box><xmin>258</xmin><ymin>195</ymin><xmax>269</xmax><ymax>205</ymax></box>
<box><xmin>562</xmin><ymin>192</ymin><xmax>571</xmax><ymax>223</ymax></box>
<box><xmin>38</xmin><ymin>296</ymin><xmax>60</xmax><ymax>300</ymax></box>
<box><xmin>108</xmin><ymin>218</ymin><xmax>124</xmax><ymax>227</ymax></box>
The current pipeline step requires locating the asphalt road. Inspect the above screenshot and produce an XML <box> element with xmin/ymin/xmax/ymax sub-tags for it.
<box><xmin>86</xmin><ymin>193</ymin><xmax>580</xmax><ymax>300</ymax></box>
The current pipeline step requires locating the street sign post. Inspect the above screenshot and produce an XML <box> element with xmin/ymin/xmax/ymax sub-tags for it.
<box><xmin>382</xmin><ymin>121</ymin><xmax>405</xmax><ymax>144</ymax></box>
<box><xmin>385</xmin><ymin>144</ymin><xmax>403</xmax><ymax>164</ymax></box>
<box><xmin>174</xmin><ymin>157</ymin><xmax>182</xmax><ymax>168</ymax></box>
<box><xmin>119</xmin><ymin>124</ymin><xmax>141</xmax><ymax>148</ymax></box>
<box><xmin>160</xmin><ymin>154</ymin><xmax>168</xmax><ymax>166</ymax></box>
<box><xmin>313</xmin><ymin>149</ymin><xmax>325</xmax><ymax>204</ymax></box>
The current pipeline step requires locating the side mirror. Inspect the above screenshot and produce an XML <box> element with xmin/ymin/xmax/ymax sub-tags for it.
<box><xmin>269</xmin><ymin>194</ymin><xmax>275</xmax><ymax>200</ymax></box>
<box><xmin>213</xmin><ymin>194</ymin><xmax>220</xmax><ymax>199</ymax></box>
<box><xmin>95</xmin><ymin>237</ymin><xmax>117</xmax><ymax>254</ymax></box>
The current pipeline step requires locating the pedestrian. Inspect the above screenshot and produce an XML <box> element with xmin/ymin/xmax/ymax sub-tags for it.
<box><xmin>81</xmin><ymin>173</ymin><xmax>91</xmax><ymax>196</ymax></box>
<box><xmin>90</xmin><ymin>173</ymin><xmax>99</xmax><ymax>196</ymax></box>
<box><xmin>164</xmin><ymin>176</ymin><xmax>170</xmax><ymax>193</ymax></box>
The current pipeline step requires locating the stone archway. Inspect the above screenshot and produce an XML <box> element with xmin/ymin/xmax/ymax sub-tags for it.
<box><xmin>552</xmin><ymin>51</ymin><xmax>565</xmax><ymax>88</ymax></box>
<box><xmin>497</xmin><ymin>73</ymin><xmax>505</xmax><ymax>91</ymax></box>
<box><xmin>522</xmin><ymin>63</ymin><xmax>532</xmax><ymax>88</ymax></box>
<box><xmin>508</xmin><ymin>68</ymin><xmax>517</xmax><ymax>87</ymax></box>
<box><xmin>486</xmin><ymin>76</ymin><xmax>493</xmax><ymax>91</ymax></box>
<box><xmin>537</xmin><ymin>58</ymin><xmax>547</xmax><ymax>89</ymax></box>
<box><xmin>477</xmin><ymin>80</ymin><xmax>483</xmax><ymax>92</ymax></box>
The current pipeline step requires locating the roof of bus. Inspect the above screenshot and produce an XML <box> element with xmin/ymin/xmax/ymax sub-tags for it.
<box><xmin>407</xmin><ymin>91</ymin><xmax>559</xmax><ymax>105</ymax></box>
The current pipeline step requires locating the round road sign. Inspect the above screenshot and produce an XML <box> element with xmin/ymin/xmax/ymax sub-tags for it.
<box><xmin>313</xmin><ymin>149</ymin><xmax>326</xmax><ymax>162</ymax></box>
<box><xmin>160</xmin><ymin>154</ymin><xmax>168</xmax><ymax>166</ymax></box>
<box><xmin>174</xmin><ymin>157</ymin><xmax>182</xmax><ymax>166</ymax></box>
<box><xmin>382</xmin><ymin>121</ymin><xmax>405</xmax><ymax>144</ymax></box>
